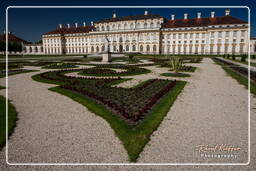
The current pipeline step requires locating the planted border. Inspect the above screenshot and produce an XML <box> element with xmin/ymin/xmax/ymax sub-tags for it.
<box><xmin>78</xmin><ymin>64</ymin><xmax>150</xmax><ymax>77</ymax></box>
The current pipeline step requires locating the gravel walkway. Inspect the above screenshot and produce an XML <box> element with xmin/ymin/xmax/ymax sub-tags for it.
<box><xmin>0</xmin><ymin>58</ymin><xmax>255</xmax><ymax>170</ymax></box>
<box><xmin>138</xmin><ymin>58</ymin><xmax>249</xmax><ymax>163</ymax></box>
<box><xmin>0</xmin><ymin>67</ymin><xmax>128</xmax><ymax>164</ymax></box>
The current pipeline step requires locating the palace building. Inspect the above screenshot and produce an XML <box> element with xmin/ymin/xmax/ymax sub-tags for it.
<box><xmin>25</xmin><ymin>9</ymin><xmax>254</xmax><ymax>55</ymax></box>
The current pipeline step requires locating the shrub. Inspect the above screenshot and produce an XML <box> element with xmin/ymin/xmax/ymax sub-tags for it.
<box><xmin>128</xmin><ymin>54</ymin><xmax>134</xmax><ymax>61</ymax></box>
<box><xmin>83</xmin><ymin>55</ymin><xmax>87</xmax><ymax>58</ymax></box>
<box><xmin>223</xmin><ymin>54</ymin><xmax>226</xmax><ymax>58</ymax></box>
<box><xmin>252</xmin><ymin>55</ymin><xmax>256</xmax><ymax>59</ymax></box>
<box><xmin>241</xmin><ymin>54</ymin><xmax>247</xmax><ymax>62</ymax></box>
<box><xmin>169</xmin><ymin>56</ymin><xmax>183</xmax><ymax>73</ymax></box>
<box><xmin>227</xmin><ymin>54</ymin><xmax>230</xmax><ymax>59</ymax></box>
<box><xmin>232</xmin><ymin>54</ymin><xmax>236</xmax><ymax>60</ymax></box>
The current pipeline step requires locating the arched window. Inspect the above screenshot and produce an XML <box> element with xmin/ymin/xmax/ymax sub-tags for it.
<box><xmin>112</xmin><ymin>24</ymin><xmax>116</xmax><ymax>30</ymax></box>
<box><xmin>29</xmin><ymin>47</ymin><xmax>32</xmax><ymax>52</ymax></box>
<box><xmin>101</xmin><ymin>45</ymin><xmax>105</xmax><ymax>52</ymax></box>
<box><xmin>118</xmin><ymin>24</ymin><xmax>121</xmax><ymax>29</ymax></box>
<box><xmin>136</xmin><ymin>22</ymin><xmax>140</xmax><ymax>28</ymax></box>
<box><xmin>150</xmin><ymin>22</ymin><xmax>154</xmax><ymax>28</ymax></box>
<box><xmin>144</xmin><ymin>23</ymin><xmax>147</xmax><ymax>28</ymax></box>
<box><xmin>130</xmin><ymin>23</ymin><xmax>134</xmax><ymax>29</ymax></box>
<box><xmin>146</xmin><ymin>45</ymin><xmax>150</xmax><ymax>52</ymax></box>
<box><xmin>124</xmin><ymin>23</ymin><xmax>127</xmax><ymax>29</ymax></box>
<box><xmin>91</xmin><ymin>46</ymin><xmax>94</xmax><ymax>52</ymax></box>
<box><xmin>106</xmin><ymin>25</ymin><xmax>110</xmax><ymax>31</ymax></box>
<box><xmin>113</xmin><ymin>45</ymin><xmax>116</xmax><ymax>51</ymax></box>
<box><xmin>96</xmin><ymin>46</ymin><xmax>99</xmax><ymax>52</ymax></box>
<box><xmin>35</xmin><ymin>46</ymin><xmax>38</xmax><ymax>52</ymax></box>
<box><xmin>119</xmin><ymin>37</ymin><xmax>123</xmax><ymax>42</ymax></box>
<box><xmin>140</xmin><ymin>45</ymin><xmax>143</xmax><ymax>52</ymax></box>
<box><xmin>132</xmin><ymin>45</ymin><xmax>136</xmax><ymax>51</ymax></box>
<box><xmin>126</xmin><ymin>45</ymin><xmax>129</xmax><ymax>51</ymax></box>
<box><xmin>101</xmin><ymin>26</ymin><xmax>104</xmax><ymax>31</ymax></box>
<box><xmin>153</xmin><ymin>45</ymin><xmax>157</xmax><ymax>52</ymax></box>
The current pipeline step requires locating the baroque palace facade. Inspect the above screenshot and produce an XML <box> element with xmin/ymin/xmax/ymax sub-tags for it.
<box><xmin>25</xmin><ymin>9</ymin><xmax>254</xmax><ymax>55</ymax></box>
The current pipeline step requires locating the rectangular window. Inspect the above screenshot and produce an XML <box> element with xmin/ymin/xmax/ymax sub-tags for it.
<box><xmin>241</xmin><ymin>31</ymin><xmax>245</xmax><ymax>37</ymax></box>
<box><xmin>226</xmin><ymin>32</ymin><xmax>229</xmax><ymax>37</ymax></box>
<box><xmin>233</xmin><ymin>31</ymin><xmax>237</xmax><ymax>37</ymax></box>
<box><xmin>218</xmin><ymin>32</ymin><xmax>222</xmax><ymax>38</ymax></box>
<box><xmin>178</xmin><ymin>34</ymin><xmax>181</xmax><ymax>39</ymax></box>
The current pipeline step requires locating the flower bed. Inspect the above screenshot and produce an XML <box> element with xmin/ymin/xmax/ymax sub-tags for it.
<box><xmin>79</xmin><ymin>64</ymin><xmax>150</xmax><ymax>77</ymax></box>
<box><xmin>42</xmin><ymin>63</ymin><xmax>78</xmax><ymax>69</ymax></box>
<box><xmin>37</xmin><ymin>69</ymin><xmax>176</xmax><ymax>125</ymax></box>
<box><xmin>32</xmin><ymin>69</ymin><xmax>186</xmax><ymax>162</ymax></box>
<box><xmin>170</xmin><ymin>66</ymin><xmax>196</xmax><ymax>72</ymax></box>
<box><xmin>161</xmin><ymin>72</ymin><xmax>190</xmax><ymax>77</ymax></box>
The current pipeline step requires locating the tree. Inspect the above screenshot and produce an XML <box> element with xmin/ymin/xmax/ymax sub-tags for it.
<box><xmin>0</xmin><ymin>40</ymin><xmax>5</xmax><ymax>52</ymax></box>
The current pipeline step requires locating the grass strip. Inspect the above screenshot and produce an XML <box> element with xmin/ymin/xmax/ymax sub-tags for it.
<box><xmin>0</xmin><ymin>95</ymin><xmax>18</xmax><ymax>150</ymax></box>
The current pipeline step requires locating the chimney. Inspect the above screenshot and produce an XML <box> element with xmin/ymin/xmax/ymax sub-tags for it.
<box><xmin>83</xmin><ymin>22</ymin><xmax>86</xmax><ymax>27</ymax></box>
<box><xmin>211</xmin><ymin>11</ymin><xmax>215</xmax><ymax>18</ymax></box>
<box><xmin>91</xmin><ymin>21</ymin><xmax>94</xmax><ymax>26</ymax></box>
<box><xmin>197</xmin><ymin>12</ymin><xmax>201</xmax><ymax>19</ymax></box>
<box><xmin>113</xmin><ymin>12</ymin><xmax>116</xmax><ymax>18</ymax></box>
<box><xmin>144</xmin><ymin>10</ymin><xmax>148</xmax><ymax>15</ymax></box>
<box><xmin>75</xmin><ymin>23</ymin><xmax>78</xmax><ymax>28</ymax></box>
<box><xmin>171</xmin><ymin>14</ymin><xmax>175</xmax><ymax>20</ymax></box>
<box><xmin>59</xmin><ymin>24</ymin><xmax>62</xmax><ymax>28</ymax></box>
<box><xmin>225</xmin><ymin>9</ymin><xmax>230</xmax><ymax>16</ymax></box>
<box><xmin>184</xmin><ymin>13</ymin><xmax>188</xmax><ymax>20</ymax></box>
<box><xmin>67</xmin><ymin>24</ymin><xmax>70</xmax><ymax>28</ymax></box>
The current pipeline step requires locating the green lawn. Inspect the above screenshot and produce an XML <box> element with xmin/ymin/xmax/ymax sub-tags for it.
<box><xmin>0</xmin><ymin>95</ymin><xmax>18</xmax><ymax>149</ymax></box>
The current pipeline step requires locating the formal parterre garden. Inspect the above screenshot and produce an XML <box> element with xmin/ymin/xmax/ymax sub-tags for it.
<box><xmin>1</xmin><ymin>55</ymin><xmax>200</xmax><ymax>161</ymax></box>
<box><xmin>31</xmin><ymin>59</ymin><xmax>191</xmax><ymax>162</ymax></box>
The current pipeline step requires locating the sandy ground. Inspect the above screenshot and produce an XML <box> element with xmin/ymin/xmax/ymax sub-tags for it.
<box><xmin>0</xmin><ymin>58</ymin><xmax>255</xmax><ymax>170</ymax></box>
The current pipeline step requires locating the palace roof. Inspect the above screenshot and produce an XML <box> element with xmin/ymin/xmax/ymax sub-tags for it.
<box><xmin>0</xmin><ymin>33</ymin><xmax>27</xmax><ymax>43</ymax></box>
<box><xmin>94</xmin><ymin>14</ymin><xmax>163</xmax><ymax>23</ymax></box>
<box><xmin>43</xmin><ymin>26</ymin><xmax>94</xmax><ymax>35</ymax></box>
<box><xmin>163</xmin><ymin>15</ymin><xmax>247</xmax><ymax>28</ymax></box>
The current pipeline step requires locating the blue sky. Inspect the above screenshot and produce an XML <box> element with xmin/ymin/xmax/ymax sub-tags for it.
<box><xmin>0</xmin><ymin>0</ymin><xmax>255</xmax><ymax>42</ymax></box>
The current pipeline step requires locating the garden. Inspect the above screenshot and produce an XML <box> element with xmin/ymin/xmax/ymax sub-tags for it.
<box><xmin>32</xmin><ymin>62</ymin><xmax>187</xmax><ymax>161</ymax></box>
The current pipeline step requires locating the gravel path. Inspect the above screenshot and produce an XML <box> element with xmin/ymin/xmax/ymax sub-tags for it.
<box><xmin>0</xmin><ymin>67</ymin><xmax>128</xmax><ymax>164</ymax></box>
<box><xmin>0</xmin><ymin>58</ymin><xmax>255</xmax><ymax>170</ymax></box>
<box><xmin>138</xmin><ymin>58</ymin><xmax>249</xmax><ymax>163</ymax></box>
